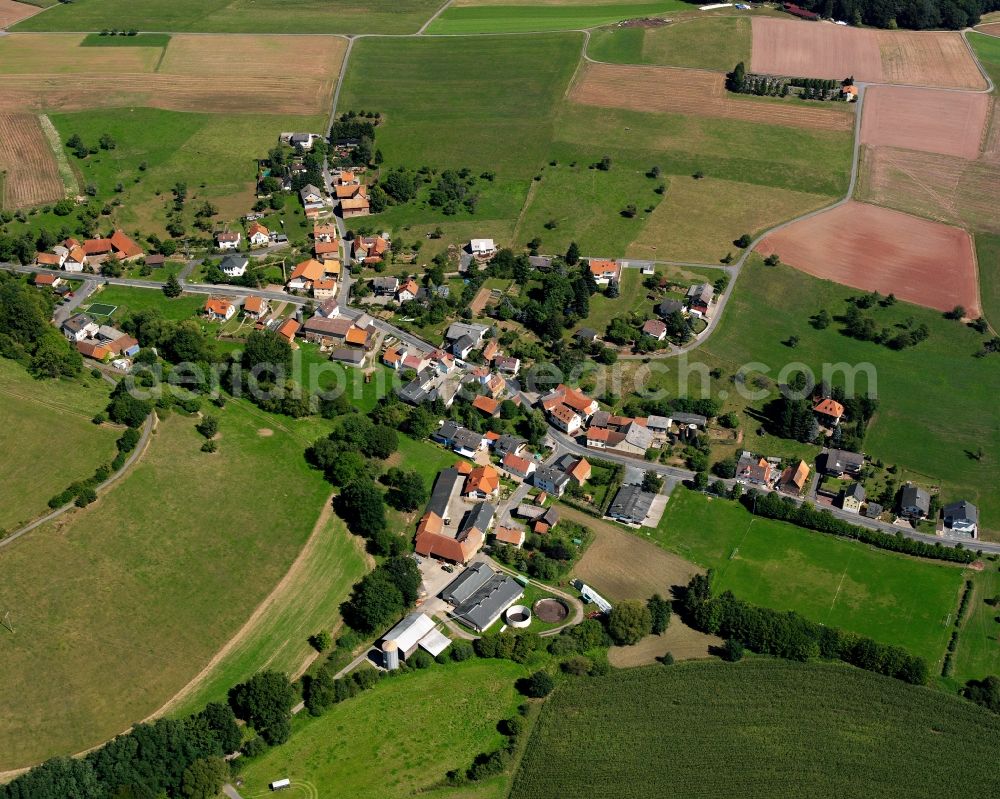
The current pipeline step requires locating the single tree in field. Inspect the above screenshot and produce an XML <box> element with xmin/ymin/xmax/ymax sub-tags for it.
<box><xmin>163</xmin><ymin>273</ymin><xmax>182</xmax><ymax>298</ymax></box>
<box><xmin>607</xmin><ymin>600</ymin><xmax>653</xmax><ymax>646</ymax></box>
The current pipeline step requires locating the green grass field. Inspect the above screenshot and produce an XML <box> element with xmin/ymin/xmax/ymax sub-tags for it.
<box><xmin>338</xmin><ymin>35</ymin><xmax>583</xmax><ymax>182</ymax></box>
<box><xmin>79</xmin><ymin>33</ymin><xmax>171</xmax><ymax>47</ymax></box>
<box><xmin>633</xmin><ymin>259</ymin><xmax>1000</xmax><ymax>533</ymax></box>
<box><xmin>169</xmin><ymin>510</ymin><xmax>368</xmax><ymax>717</ymax></box>
<box><xmin>0</xmin><ymin>359</ymin><xmax>118</xmax><ymax>532</ymax></box>
<box><xmin>238</xmin><ymin>659</ymin><xmax>527</xmax><ymax>799</ymax></box>
<box><xmin>952</xmin><ymin>566</ymin><xmax>1000</xmax><ymax>684</ymax></box>
<box><xmin>0</xmin><ymin>401</ymin><xmax>334</xmax><ymax>769</ymax></box>
<box><xmin>652</xmin><ymin>488</ymin><xmax>966</xmax><ymax>666</ymax></box>
<box><xmin>13</xmin><ymin>0</ymin><xmax>443</xmax><ymax>34</ymax></box>
<box><xmin>511</xmin><ymin>660</ymin><xmax>1000</xmax><ymax>798</ymax></box>
<box><xmin>975</xmin><ymin>233</ymin><xmax>1000</xmax><ymax>331</ymax></box>
<box><xmin>587</xmin><ymin>15</ymin><xmax>752</xmax><ymax>72</ymax></box>
<box><xmin>427</xmin><ymin>1</ymin><xmax>688</xmax><ymax>33</ymax></box>
<box><xmin>85</xmin><ymin>285</ymin><xmax>205</xmax><ymax>322</ymax></box>
<box><xmin>49</xmin><ymin>108</ymin><xmax>324</xmax><ymax>236</ymax></box>
<box><xmin>968</xmin><ymin>31</ymin><xmax>1000</xmax><ymax>90</ymax></box>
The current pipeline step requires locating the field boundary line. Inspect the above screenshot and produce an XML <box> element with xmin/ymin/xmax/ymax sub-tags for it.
<box><xmin>37</xmin><ymin>112</ymin><xmax>78</xmax><ymax>197</ymax></box>
<box><xmin>417</xmin><ymin>0</ymin><xmax>454</xmax><ymax>35</ymax></box>
<box><xmin>145</xmin><ymin>492</ymin><xmax>343</xmax><ymax>720</ymax></box>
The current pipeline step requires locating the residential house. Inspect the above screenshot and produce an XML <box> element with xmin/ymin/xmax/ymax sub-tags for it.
<box><xmin>216</xmin><ymin>231</ymin><xmax>241</xmax><ymax>250</ymax></box>
<box><xmin>495</xmin><ymin>355</ymin><xmax>520</xmax><ymax>375</ymax></box>
<box><xmin>468</xmin><ymin>238</ymin><xmax>497</xmax><ymax>259</ymax></box>
<box><xmin>243</xmin><ymin>296</ymin><xmax>269</xmax><ymax>320</ymax></box>
<box><xmin>842</xmin><ymin>84</ymin><xmax>859</xmax><ymax>101</ymax></box>
<box><xmin>204</xmin><ymin>298</ymin><xmax>236</xmax><ymax>322</ymax></box>
<box><xmin>373</xmin><ymin>276</ymin><xmax>400</xmax><ymax>296</ymax></box>
<box><xmin>247</xmin><ymin>222</ymin><xmax>270</xmax><ymax>247</ymax></box>
<box><xmin>33</xmin><ymin>273</ymin><xmax>62</xmax><ymax>288</ymax></box>
<box><xmin>864</xmin><ymin>502</ymin><xmax>883</xmax><ymax>519</ymax></box>
<box><xmin>607</xmin><ymin>484</ymin><xmax>655</xmax><ymax>526</ymax></box>
<box><xmin>641</xmin><ymin>319</ymin><xmax>667</xmax><ymax>341</ymax></box>
<box><xmin>64</xmin><ymin>246</ymin><xmax>87</xmax><ymax>272</ymax></box>
<box><xmin>482</xmin><ymin>339</ymin><xmax>500</xmax><ymax>362</ymax></box>
<box><xmin>287</xmin><ymin>258</ymin><xmax>325</xmax><ymax>291</ymax></box>
<box><xmin>494</xmin><ymin>526</ymin><xmax>525</xmax><ymax>548</ymax></box>
<box><xmin>472</xmin><ymin>395</ymin><xmax>500</xmax><ymax>416</ymax></box>
<box><xmin>566</xmin><ymin>457</ymin><xmax>591</xmax><ymax>485</ymax></box>
<box><xmin>314</xmin><ymin>240</ymin><xmax>340</xmax><ymax>263</ymax></box>
<box><xmin>779</xmin><ymin>460</ymin><xmax>810</xmax><ymax>494</ymax></box>
<box><xmin>574</xmin><ymin>327</ymin><xmax>597</xmax><ymax>344</ymax></box>
<box><xmin>397</xmin><ymin>278</ymin><xmax>419</xmax><ymax>303</ymax></box>
<box><xmin>340</xmin><ymin>195</ymin><xmax>371</xmax><ymax>218</ymax></box>
<box><xmin>344</xmin><ymin>324</ymin><xmax>372</xmax><ymax>349</ymax></box>
<box><xmin>813</xmin><ymin>397</ymin><xmax>845</xmax><ymax>427</ymax></box>
<box><xmin>445</xmin><ymin>322</ymin><xmax>489</xmax><ymax>347</ymax></box>
<box><xmin>686</xmin><ymin>283</ymin><xmax>714</xmax><ymax>316</ymax></box>
<box><xmin>942</xmin><ymin>501</ymin><xmax>978</xmax><ymax>538</ymax></box>
<box><xmin>821</xmin><ymin>448</ymin><xmax>864</xmax><ymax>477</ymax></box>
<box><xmin>550</xmin><ymin>403</ymin><xmax>583</xmax><ymax>435</ymax></box>
<box><xmin>453</xmin><ymin>428</ymin><xmax>486</xmax><ymax>458</ymax></box>
<box><xmin>534</xmin><ymin>465</ymin><xmax>570</xmax><ymax>497</ymax></box>
<box><xmin>736</xmin><ymin>451</ymin><xmax>773</xmax><ymax>486</ymax></box>
<box><xmin>839</xmin><ymin>482</ymin><xmax>865</xmax><ymax>514</ymax></box>
<box><xmin>899</xmin><ymin>483</ymin><xmax>930</xmax><ymax>521</ymax></box>
<box><xmin>62</xmin><ymin>313</ymin><xmax>98</xmax><ymax>342</ymax></box>
<box><xmin>464</xmin><ymin>465</ymin><xmax>500</xmax><ymax>500</ymax></box>
<box><xmin>312</xmin><ymin>279</ymin><xmax>338</xmax><ymax>300</ymax></box>
<box><xmin>300</xmin><ymin>183</ymin><xmax>326</xmax><ymax>213</ymax></box>
<box><xmin>452</xmin><ymin>335</ymin><xmax>476</xmax><ymax>360</ymax></box>
<box><xmin>589</xmin><ymin>259</ymin><xmax>621</xmax><ymax>286</ymax></box>
<box><xmin>502</xmin><ymin>453</ymin><xmax>536</xmax><ymax>480</ymax></box>
<box><xmin>493</xmin><ymin>434</ymin><xmax>526</xmax><ymax>459</ymax></box>
<box><xmin>277</xmin><ymin>318</ymin><xmax>300</xmax><ymax>346</ymax></box>
<box><xmin>220</xmin><ymin>254</ymin><xmax>248</xmax><ymax>278</ymax></box>
<box><xmin>316</xmin><ymin>297</ymin><xmax>340</xmax><ymax>319</ymax></box>
<box><xmin>352</xmin><ymin>235</ymin><xmax>388</xmax><ymax>264</ymax></box>
<box><xmin>35</xmin><ymin>251</ymin><xmax>65</xmax><ymax>269</ymax></box>
<box><xmin>658</xmin><ymin>298</ymin><xmax>684</xmax><ymax>318</ymax></box>
<box><xmin>383</xmin><ymin>346</ymin><xmax>407</xmax><ymax>369</ymax></box>
<box><xmin>313</xmin><ymin>223</ymin><xmax>339</xmax><ymax>243</ymax></box>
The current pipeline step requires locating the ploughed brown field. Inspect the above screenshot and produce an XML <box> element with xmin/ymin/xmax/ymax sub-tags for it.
<box><xmin>860</xmin><ymin>86</ymin><xmax>990</xmax><ymax>159</ymax></box>
<box><xmin>569</xmin><ymin>61</ymin><xmax>853</xmax><ymax>131</ymax></box>
<box><xmin>751</xmin><ymin>17</ymin><xmax>986</xmax><ymax>90</ymax></box>
<box><xmin>0</xmin><ymin>33</ymin><xmax>347</xmax><ymax>116</ymax></box>
<box><xmin>0</xmin><ymin>113</ymin><xmax>64</xmax><ymax>208</ymax></box>
<box><xmin>756</xmin><ymin>201</ymin><xmax>981</xmax><ymax>316</ymax></box>
<box><xmin>0</xmin><ymin>0</ymin><xmax>41</xmax><ymax>29</ymax></box>
<box><xmin>858</xmin><ymin>145</ymin><xmax>1000</xmax><ymax>234</ymax></box>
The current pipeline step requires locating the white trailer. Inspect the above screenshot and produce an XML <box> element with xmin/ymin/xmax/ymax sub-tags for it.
<box><xmin>269</xmin><ymin>778</ymin><xmax>291</xmax><ymax>791</ymax></box>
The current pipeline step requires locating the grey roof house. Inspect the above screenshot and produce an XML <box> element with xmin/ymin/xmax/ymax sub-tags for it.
<box><xmin>607</xmin><ymin>484</ymin><xmax>655</xmax><ymax>525</ymax></box>
<box><xmin>899</xmin><ymin>484</ymin><xmax>930</xmax><ymax>520</ymax></box>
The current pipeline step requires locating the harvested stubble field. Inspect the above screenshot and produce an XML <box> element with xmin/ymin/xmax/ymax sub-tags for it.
<box><xmin>982</xmin><ymin>99</ymin><xmax>1000</xmax><ymax>161</ymax></box>
<box><xmin>510</xmin><ymin>661</ymin><xmax>1000</xmax><ymax>799</ymax></box>
<box><xmin>0</xmin><ymin>113</ymin><xmax>64</xmax><ymax>207</ymax></box>
<box><xmin>860</xmin><ymin>86</ymin><xmax>990</xmax><ymax>160</ymax></box>
<box><xmin>977</xmin><ymin>21</ymin><xmax>1000</xmax><ymax>37</ymax></box>
<box><xmin>569</xmin><ymin>62</ymin><xmax>853</xmax><ymax>131</ymax></box>
<box><xmin>757</xmin><ymin>200</ymin><xmax>980</xmax><ymax>315</ymax></box>
<box><xmin>0</xmin><ymin>0</ymin><xmax>42</xmax><ymax>28</ymax></box>
<box><xmin>857</xmin><ymin>145</ymin><xmax>1000</xmax><ymax>234</ymax></box>
<box><xmin>0</xmin><ymin>33</ymin><xmax>346</xmax><ymax>115</ymax></box>
<box><xmin>751</xmin><ymin>17</ymin><xmax>986</xmax><ymax>90</ymax></box>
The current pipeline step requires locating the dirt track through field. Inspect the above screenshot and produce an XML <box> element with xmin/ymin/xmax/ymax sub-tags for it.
<box><xmin>751</xmin><ymin>18</ymin><xmax>986</xmax><ymax>90</ymax></box>
<box><xmin>569</xmin><ymin>62</ymin><xmax>853</xmax><ymax>131</ymax></box>
<box><xmin>0</xmin><ymin>113</ymin><xmax>65</xmax><ymax>208</ymax></box>
<box><xmin>757</xmin><ymin>200</ymin><xmax>981</xmax><ymax>316</ymax></box>
<box><xmin>860</xmin><ymin>86</ymin><xmax>990</xmax><ymax>159</ymax></box>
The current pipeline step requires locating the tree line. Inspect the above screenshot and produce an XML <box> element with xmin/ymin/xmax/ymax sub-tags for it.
<box><xmin>681</xmin><ymin>573</ymin><xmax>929</xmax><ymax>685</ymax></box>
<box><xmin>791</xmin><ymin>0</ymin><xmax>990</xmax><ymax>30</ymax></box>
<box><xmin>0</xmin><ymin>272</ymin><xmax>82</xmax><ymax>378</ymax></box>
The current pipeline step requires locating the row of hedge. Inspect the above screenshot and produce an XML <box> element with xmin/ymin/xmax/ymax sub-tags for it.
<box><xmin>741</xmin><ymin>489</ymin><xmax>976</xmax><ymax>564</ymax></box>
<box><xmin>47</xmin><ymin>426</ymin><xmax>142</xmax><ymax>509</ymax></box>
<box><xmin>682</xmin><ymin>573</ymin><xmax>928</xmax><ymax>686</ymax></box>
<box><xmin>943</xmin><ymin>580</ymin><xmax>975</xmax><ymax>677</ymax></box>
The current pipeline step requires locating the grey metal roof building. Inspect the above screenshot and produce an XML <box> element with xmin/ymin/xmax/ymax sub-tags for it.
<box><xmin>441</xmin><ymin>561</ymin><xmax>494</xmax><ymax>605</ymax></box>
<box><xmin>672</xmin><ymin>412</ymin><xmax>707</xmax><ymax>428</ymax></box>
<box><xmin>427</xmin><ymin>468</ymin><xmax>462</xmax><ymax>519</ymax></box>
<box><xmin>658</xmin><ymin>299</ymin><xmax>684</xmax><ymax>317</ymax></box>
<box><xmin>453</xmin><ymin>428</ymin><xmax>485</xmax><ymax>453</ymax></box>
<box><xmin>607</xmin><ymin>484</ymin><xmax>655</xmax><ymax>525</ymax></box>
<box><xmin>460</xmin><ymin>502</ymin><xmax>496</xmax><ymax>535</ymax></box>
<box><xmin>494</xmin><ymin>434</ymin><xmax>526</xmax><ymax>457</ymax></box>
<box><xmin>822</xmin><ymin>448</ymin><xmax>864</xmax><ymax>475</ymax></box>
<box><xmin>445</xmin><ymin>562</ymin><xmax>524</xmax><ymax>632</ymax></box>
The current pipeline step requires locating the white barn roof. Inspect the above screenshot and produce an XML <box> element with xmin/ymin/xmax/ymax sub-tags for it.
<box><xmin>382</xmin><ymin>612</ymin><xmax>436</xmax><ymax>652</ymax></box>
<box><xmin>418</xmin><ymin>627</ymin><xmax>452</xmax><ymax>657</ymax></box>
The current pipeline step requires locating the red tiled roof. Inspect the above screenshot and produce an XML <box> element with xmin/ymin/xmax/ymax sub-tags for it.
<box><xmin>35</xmin><ymin>253</ymin><xmax>62</xmax><ymax>266</ymax></box>
<box><xmin>472</xmin><ymin>395</ymin><xmax>499</xmax><ymax>415</ymax></box>
<box><xmin>277</xmin><ymin>319</ymin><xmax>300</xmax><ymax>341</ymax></box>
<box><xmin>243</xmin><ymin>296</ymin><xmax>266</xmax><ymax>314</ymax></box>
<box><xmin>502</xmin><ymin>453</ymin><xmax>533</xmax><ymax>475</ymax></box>
<box><xmin>814</xmin><ymin>398</ymin><xmax>845</xmax><ymax>418</ymax></box>
<box><xmin>82</xmin><ymin>238</ymin><xmax>113</xmax><ymax>256</ymax></box>
<box><xmin>34</xmin><ymin>273</ymin><xmax>57</xmax><ymax>285</ymax></box>
<box><xmin>290</xmin><ymin>258</ymin><xmax>325</xmax><ymax>282</ymax></box>
<box><xmin>204</xmin><ymin>298</ymin><xmax>233</xmax><ymax>317</ymax></box>
<box><xmin>109</xmin><ymin>230</ymin><xmax>142</xmax><ymax>259</ymax></box>
<box><xmin>465</xmin><ymin>465</ymin><xmax>500</xmax><ymax>495</ymax></box>
<box><xmin>415</xmin><ymin>528</ymin><xmax>482</xmax><ymax>563</ymax></box>
<box><xmin>494</xmin><ymin>526</ymin><xmax>524</xmax><ymax>546</ymax></box>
